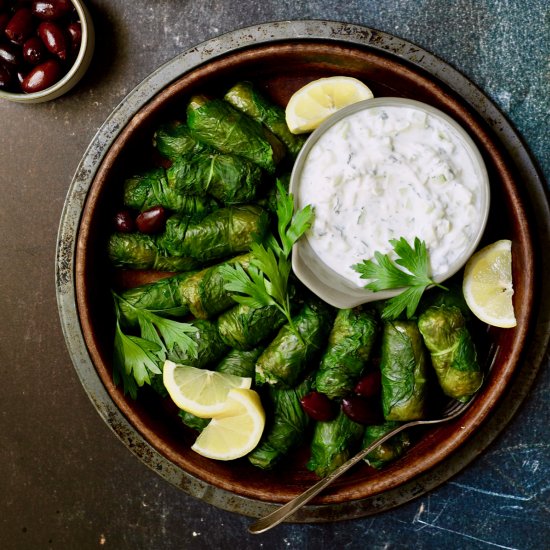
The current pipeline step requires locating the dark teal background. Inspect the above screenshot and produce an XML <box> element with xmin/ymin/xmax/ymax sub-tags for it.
<box><xmin>1</xmin><ymin>1</ymin><xmax>548</xmax><ymax>548</ymax></box>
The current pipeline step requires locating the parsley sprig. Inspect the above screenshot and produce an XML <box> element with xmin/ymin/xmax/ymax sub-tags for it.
<box><xmin>219</xmin><ymin>180</ymin><xmax>314</xmax><ymax>337</ymax></box>
<box><xmin>353</xmin><ymin>237</ymin><xmax>447</xmax><ymax>320</ymax></box>
<box><xmin>112</xmin><ymin>294</ymin><xmax>198</xmax><ymax>398</ymax></box>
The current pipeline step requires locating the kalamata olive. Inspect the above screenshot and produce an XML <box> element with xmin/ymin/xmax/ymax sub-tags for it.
<box><xmin>114</xmin><ymin>210</ymin><xmax>136</xmax><ymax>233</ymax></box>
<box><xmin>0</xmin><ymin>60</ymin><xmax>14</xmax><ymax>89</ymax></box>
<box><xmin>354</xmin><ymin>370</ymin><xmax>382</xmax><ymax>398</ymax></box>
<box><xmin>37</xmin><ymin>20</ymin><xmax>67</xmax><ymax>60</ymax></box>
<box><xmin>5</xmin><ymin>8</ymin><xmax>34</xmax><ymax>45</ymax></box>
<box><xmin>135</xmin><ymin>206</ymin><xmax>167</xmax><ymax>234</ymax></box>
<box><xmin>32</xmin><ymin>0</ymin><xmax>73</xmax><ymax>21</ymax></box>
<box><xmin>23</xmin><ymin>35</ymin><xmax>46</xmax><ymax>64</ymax></box>
<box><xmin>21</xmin><ymin>57</ymin><xmax>60</xmax><ymax>92</ymax></box>
<box><xmin>0</xmin><ymin>42</ymin><xmax>21</xmax><ymax>66</ymax></box>
<box><xmin>66</xmin><ymin>20</ymin><xmax>80</xmax><ymax>54</ymax></box>
<box><xmin>342</xmin><ymin>395</ymin><xmax>381</xmax><ymax>425</ymax></box>
<box><xmin>300</xmin><ymin>391</ymin><xmax>337</xmax><ymax>421</ymax></box>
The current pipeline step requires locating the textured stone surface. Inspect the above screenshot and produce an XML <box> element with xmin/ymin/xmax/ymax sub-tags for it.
<box><xmin>0</xmin><ymin>1</ymin><xmax>548</xmax><ymax>549</ymax></box>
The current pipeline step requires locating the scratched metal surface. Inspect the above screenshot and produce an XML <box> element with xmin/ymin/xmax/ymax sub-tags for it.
<box><xmin>1</xmin><ymin>1</ymin><xmax>548</xmax><ymax>549</ymax></box>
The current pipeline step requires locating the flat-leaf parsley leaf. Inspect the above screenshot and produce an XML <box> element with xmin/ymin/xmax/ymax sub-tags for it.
<box><xmin>353</xmin><ymin>237</ymin><xmax>447</xmax><ymax>320</ymax></box>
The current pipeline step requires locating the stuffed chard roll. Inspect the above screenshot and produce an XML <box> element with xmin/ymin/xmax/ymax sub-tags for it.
<box><xmin>224</xmin><ymin>81</ymin><xmax>307</xmax><ymax>159</ymax></box>
<box><xmin>158</xmin><ymin>205</ymin><xmax>269</xmax><ymax>262</ymax></box>
<box><xmin>123</xmin><ymin>168</ymin><xmax>218</xmax><ymax>214</ymax></box>
<box><xmin>165</xmin><ymin>151</ymin><xmax>263</xmax><ymax>205</ymax></box>
<box><xmin>362</xmin><ymin>422</ymin><xmax>410</xmax><ymax>469</ymax></box>
<box><xmin>179</xmin><ymin>253</ymin><xmax>253</xmax><ymax>319</ymax></box>
<box><xmin>418</xmin><ymin>305</ymin><xmax>482</xmax><ymax>401</ymax></box>
<box><xmin>108</xmin><ymin>232</ymin><xmax>200</xmax><ymax>271</ymax></box>
<box><xmin>255</xmin><ymin>299</ymin><xmax>334</xmax><ymax>388</ymax></box>
<box><xmin>315</xmin><ymin>307</ymin><xmax>378</xmax><ymax>400</ymax></box>
<box><xmin>153</xmin><ymin>120</ymin><xmax>208</xmax><ymax>160</ymax></box>
<box><xmin>217</xmin><ymin>302</ymin><xmax>287</xmax><ymax>350</ymax></box>
<box><xmin>248</xmin><ymin>378</ymin><xmax>312</xmax><ymax>469</ymax></box>
<box><xmin>186</xmin><ymin>95</ymin><xmax>285</xmax><ymax>174</ymax></box>
<box><xmin>307</xmin><ymin>409</ymin><xmax>365</xmax><ymax>478</ymax></box>
<box><xmin>216</xmin><ymin>347</ymin><xmax>263</xmax><ymax>378</ymax></box>
<box><xmin>167</xmin><ymin>319</ymin><xmax>228</xmax><ymax>368</ymax></box>
<box><xmin>116</xmin><ymin>253</ymin><xmax>252</xmax><ymax>324</ymax></box>
<box><xmin>380</xmin><ymin>320</ymin><xmax>428</xmax><ymax>421</ymax></box>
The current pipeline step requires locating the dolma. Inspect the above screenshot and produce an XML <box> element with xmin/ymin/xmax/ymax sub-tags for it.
<box><xmin>224</xmin><ymin>81</ymin><xmax>307</xmax><ymax>159</ymax></box>
<box><xmin>362</xmin><ymin>422</ymin><xmax>410</xmax><ymax>469</ymax></box>
<box><xmin>153</xmin><ymin>120</ymin><xmax>208</xmax><ymax>160</ymax></box>
<box><xmin>257</xmin><ymin>173</ymin><xmax>290</xmax><ymax>214</ymax></box>
<box><xmin>418</xmin><ymin>305</ymin><xmax>482</xmax><ymax>401</ymax></box>
<box><xmin>167</xmin><ymin>319</ymin><xmax>228</xmax><ymax>368</ymax></box>
<box><xmin>166</xmin><ymin>151</ymin><xmax>263</xmax><ymax>205</ymax></box>
<box><xmin>248</xmin><ymin>378</ymin><xmax>312</xmax><ymax>469</ymax></box>
<box><xmin>380</xmin><ymin>321</ymin><xmax>429</xmax><ymax>421</ymax></box>
<box><xmin>186</xmin><ymin>95</ymin><xmax>285</xmax><ymax>174</ymax></box>
<box><xmin>315</xmin><ymin>307</ymin><xmax>378</xmax><ymax>399</ymax></box>
<box><xmin>179</xmin><ymin>253</ymin><xmax>253</xmax><ymax>319</ymax></box>
<box><xmin>123</xmin><ymin>168</ymin><xmax>218</xmax><ymax>213</ymax></box>
<box><xmin>117</xmin><ymin>253</ymin><xmax>252</xmax><ymax>324</ymax></box>
<box><xmin>216</xmin><ymin>347</ymin><xmax>263</xmax><ymax>378</ymax></box>
<box><xmin>217</xmin><ymin>303</ymin><xmax>287</xmax><ymax>350</ymax></box>
<box><xmin>157</xmin><ymin>205</ymin><xmax>269</xmax><ymax>262</ymax></box>
<box><xmin>117</xmin><ymin>271</ymin><xmax>196</xmax><ymax>325</ymax></box>
<box><xmin>307</xmin><ymin>409</ymin><xmax>365</xmax><ymax>478</ymax></box>
<box><xmin>179</xmin><ymin>409</ymin><xmax>210</xmax><ymax>432</ymax></box>
<box><xmin>107</xmin><ymin>232</ymin><xmax>200</xmax><ymax>271</ymax></box>
<box><xmin>255</xmin><ymin>299</ymin><xmax>334</xmax><ymax>388</ymax></box>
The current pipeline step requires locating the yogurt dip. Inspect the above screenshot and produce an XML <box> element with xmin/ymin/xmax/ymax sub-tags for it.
<box><xmin>296</xmin><ymin>100</ymin><xmax>488</xmax><ymax>287</ymax></box>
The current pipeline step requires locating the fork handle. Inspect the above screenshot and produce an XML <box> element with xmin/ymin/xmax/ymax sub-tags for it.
<box><xmin>248</xmin><ymin>423</ymin><xmax>409</xmax><ymax>534</ymax></box>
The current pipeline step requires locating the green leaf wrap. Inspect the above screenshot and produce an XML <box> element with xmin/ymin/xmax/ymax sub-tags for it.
<box><xmin>178</xmin><ymin>409</ymin><xmax>210</xmax><ymax>432</ymax></box>
<box><xmin>362</xmin><ymin>422</ymin><xmax>410</xmax><ymax>469</ymax></box>
<box><xmin>118</xmin><ymin>272</ymin><xmax>197</xmax><ymax>325</ymax></box>
<box><xmin>186</xmin><ymin>95</ymin><xmax>285</xmax><ymax>174</ymax></box>
<box><xmin>123</xmin><ymin>168</ymin><xmax>218</xmax><ymax>214</ymax></box>
<box><xmin>107</xmin><ymin>232</ymin><xmax>201</xmax><ymax>271</ymax></box>
<box><xmin>255</xmin><ymin>299</ymin><xmax>335</xmax><ymax>388</ymax></box>
<box><xmin>418</xmin><ymin>305</ymin><xmax>482</xmax><ymax>401</ymax></box>
<box><xmin>307</xmin><ymin>409</ymin><xmax>365</xmax><ymax>478</ymax></box>
<box><xmin>216</xmin><ymin>347</ymin><xmax>263</xmax><ymax>378</ymax></box>
<box><xmin>315</xmin><ymin>307</ymin><xmax>378</xmax><ymax>399</ymax></box>
<box><xmin>153</xmin><ymin>120</ymin><xmax>208</xmax><ymax>160</ymax></box>
<box><xmin>158</xmin><ymin>205</ymin><xmax>269</xmax><ymax>261</ymax></box>
<box><xmin>167</xmin><ymin>319</ymin><xmax>228</xmax><ymax>368</ymax></box>
<box><xmin>224</xmin><ymin>82</ymin><xmax>306</xmax><ymax>159</ymax></box>
<box><xmin>166</xmin><ymin>151</ymin><xmax>263</xmax><ymax>205</ymax></box>
<box><xmin>217</xmin><ymin>303</ymin><xmax>287</xmax><ymax>350</ymax></box>
<box><xmin>248</xmin><ymin>378</ymin><xmax>312</xmax><ymax>469</ymax></box>
<box><xmin>179</xmin><ymin>253</ymin><xmax>253</xmax><ymax>319</ymax></box>
<box><xmin>380</xmin><ymin>320</ymin><xmax>429</xmax><ymax>421</ymax></box>
<box><xmin>257</xmin><ymin>173</ymin><xmax>290</xmax><ymax>214</ymax></box>
<box><xmin>117</xmin><ymin>254</ymin><xmax>252</xmax><ymax>324</ymax></box>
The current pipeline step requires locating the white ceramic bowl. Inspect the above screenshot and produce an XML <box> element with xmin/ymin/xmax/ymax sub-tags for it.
<box><xmin>290</xmin><ymin>97</ymin><xmax>490</xmax><ymax>308</ymax></box>
<box><xmin>0</xmin><ymin>0</ymin><xmax>94</xmax><ymax>103</ymax></box>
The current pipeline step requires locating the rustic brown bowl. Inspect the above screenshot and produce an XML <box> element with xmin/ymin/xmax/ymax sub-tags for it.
<box><xmin>63</xmin><ymin>23</ymin><xmax>540</xmax><ymax>519</ymax></box>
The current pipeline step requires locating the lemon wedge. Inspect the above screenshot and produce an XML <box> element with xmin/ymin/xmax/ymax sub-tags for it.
<box><xmin>162</xmin><ymin>361</ymin><xmax>252</xmax><ymax>418</ymax></box>
<box><xmin>285</xmin><ymin>76</ymin><xmax>374</xmax><ymax>134</ymax></box>
<box><xmin>191</xmin><ymin>388</ymin><xmax>266</xmax><ymax>460</ymax></box>
<box><xmin>463</xmin><ymin>239</ymin><xmax>516</xmax><ymax>328</ymax></box>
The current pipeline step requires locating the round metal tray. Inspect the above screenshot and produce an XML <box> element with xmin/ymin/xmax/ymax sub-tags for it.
<box><xmin>56</xmin><ymin>20</ymin><xmax>550</xmax><ymax>522</ymax></box>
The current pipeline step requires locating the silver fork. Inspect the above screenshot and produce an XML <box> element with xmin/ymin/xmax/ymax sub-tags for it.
<box><xmin>249</xmin><ymin>346</ymin><xmax>498</xmax><ymax>534</ymax></box>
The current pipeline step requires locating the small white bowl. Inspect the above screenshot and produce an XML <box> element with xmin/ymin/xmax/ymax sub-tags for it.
<box><xmin>0</xmin><ymin>0</ymin><xmax>94</xmax><ymax>104</ymax></box>
<box><xmin>290</xmin><ymin>97</ymin><xmax>490</xmax><ymax>309</ymax></box>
